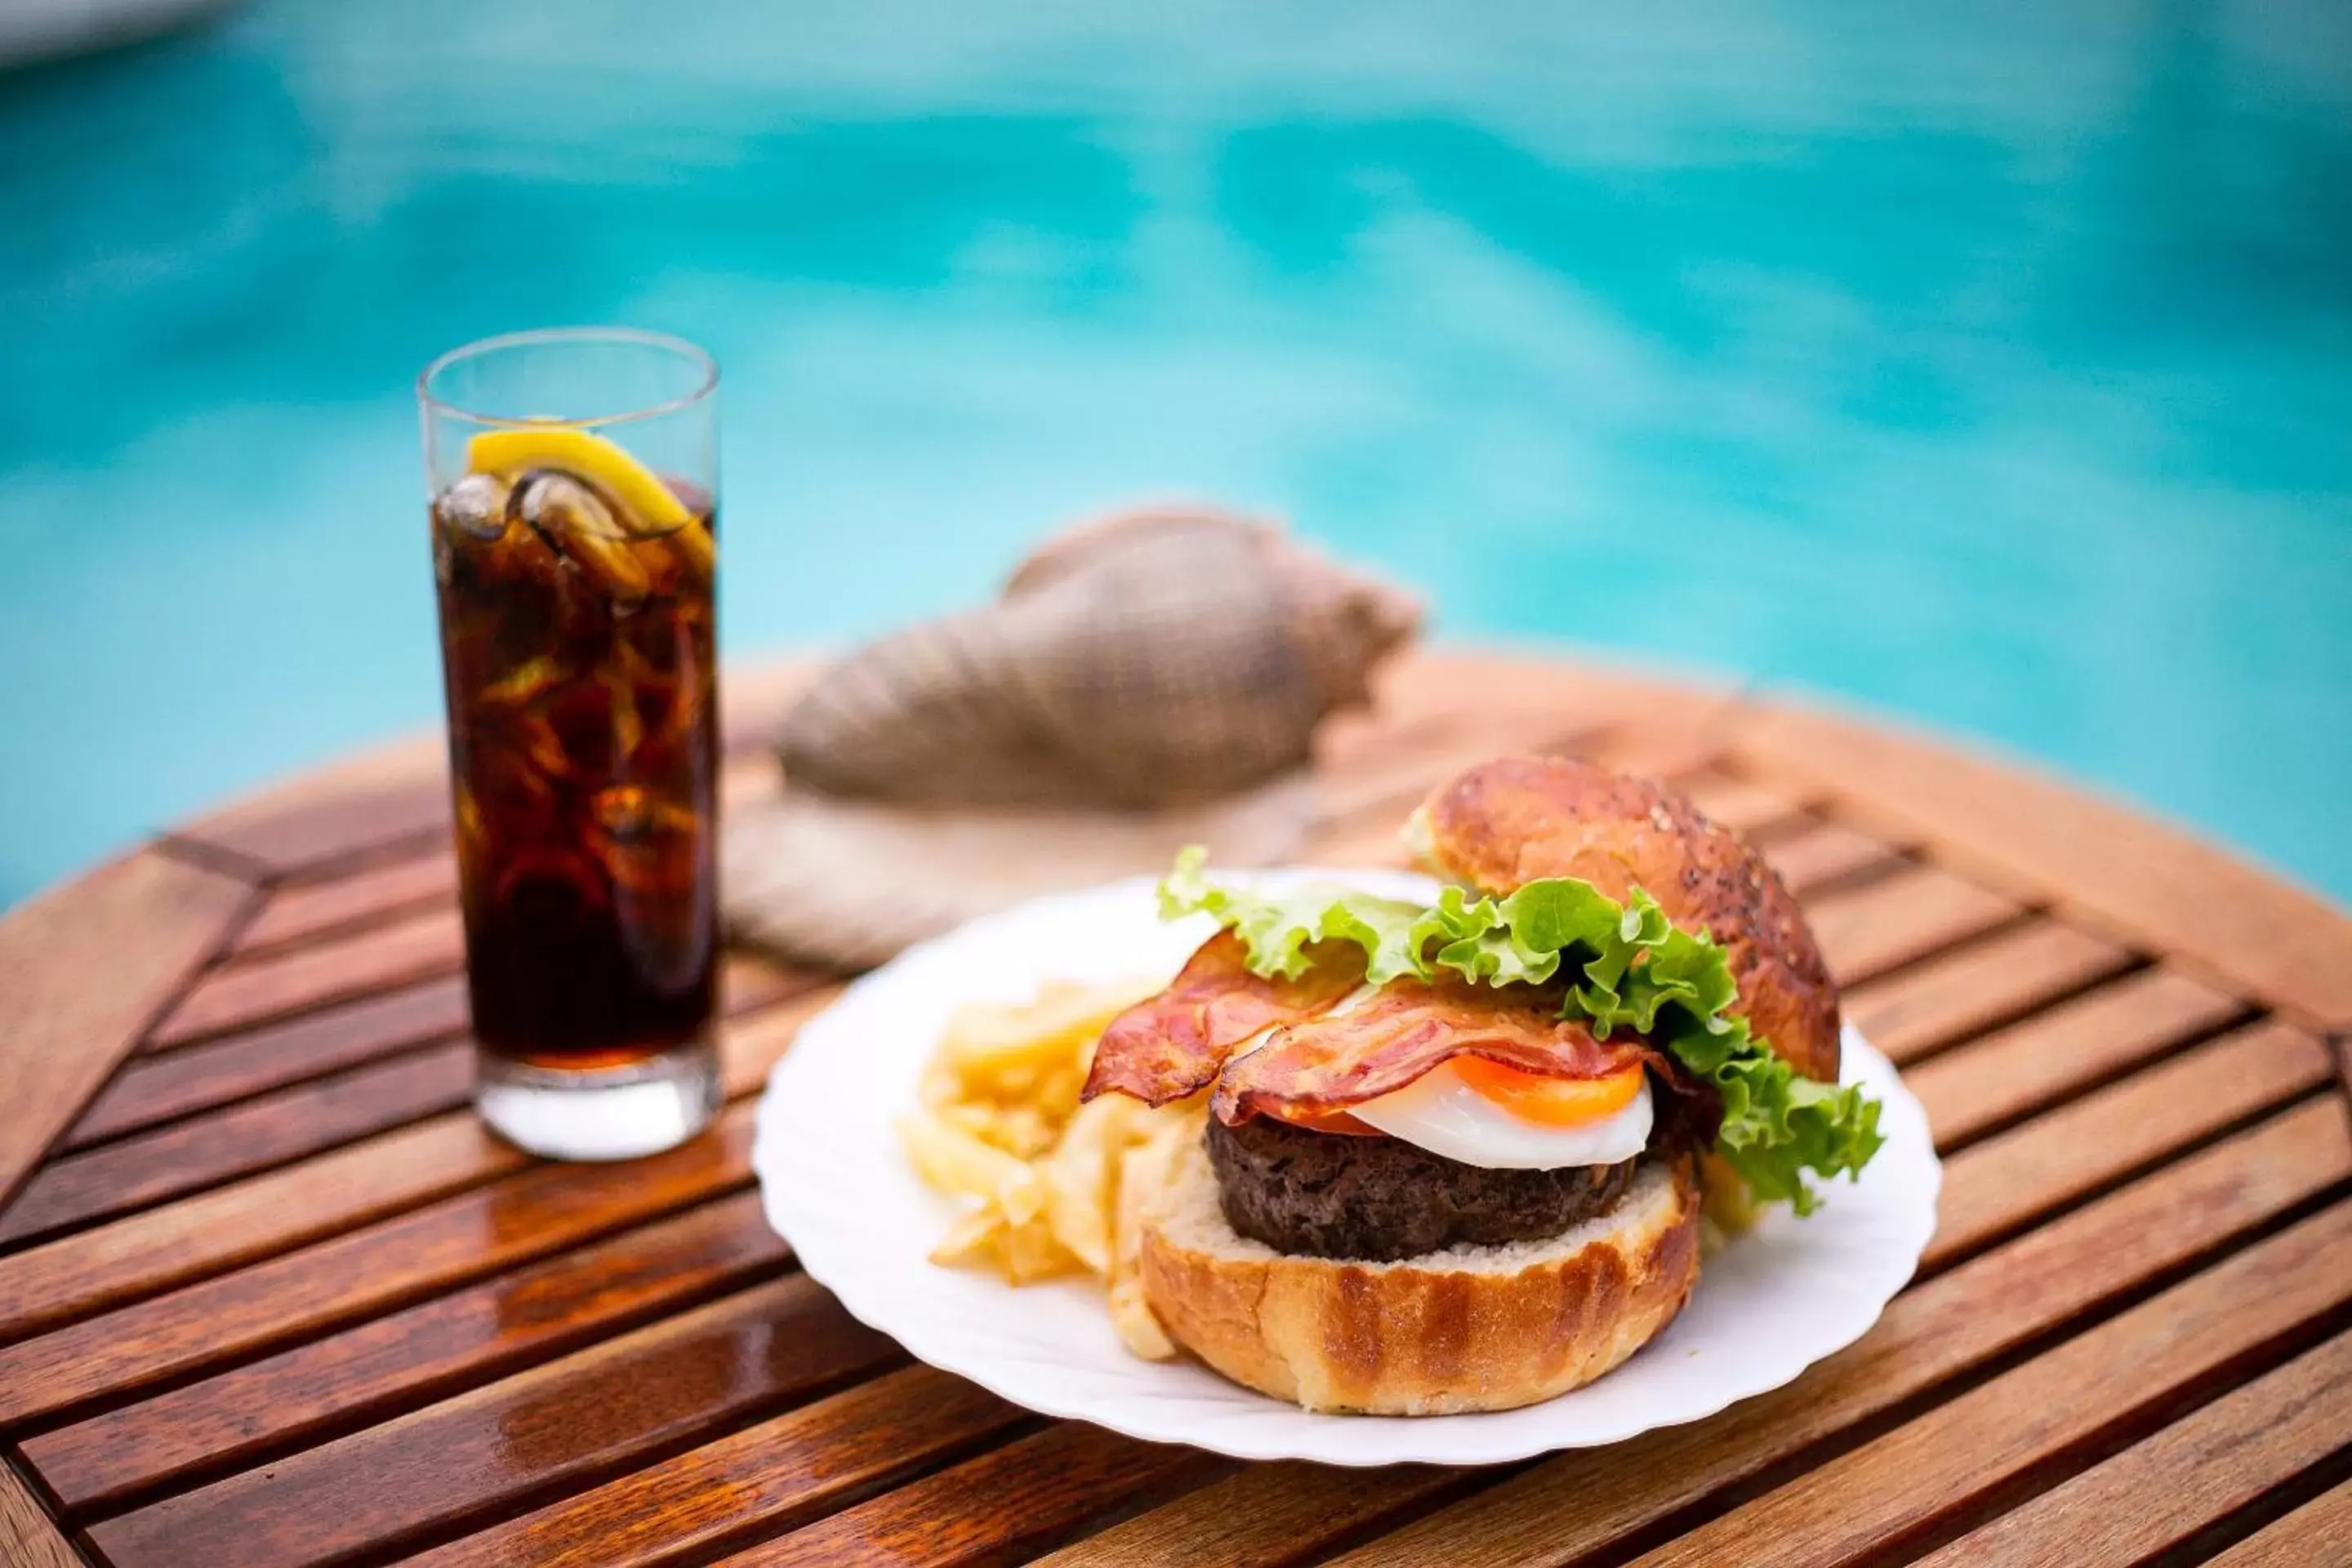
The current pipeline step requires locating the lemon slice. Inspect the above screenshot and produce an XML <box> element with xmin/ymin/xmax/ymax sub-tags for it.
<box><xmin>466</xmin><ymin>426</ymin><xmax>694</xmax><ymax>536</ymax></box>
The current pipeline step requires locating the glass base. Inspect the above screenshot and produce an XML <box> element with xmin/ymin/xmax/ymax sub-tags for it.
<box><xmin>474</xmin><ymin>1039</ymin><xmax>719</xmax><ymax>1160</ymax></box>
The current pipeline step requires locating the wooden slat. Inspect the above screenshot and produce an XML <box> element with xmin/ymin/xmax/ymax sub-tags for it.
<box><xmin>1843</xmin><ymin>920</ymin><xmax>2138</xmax><ymax>1064</ymax></box>
<box><xmin>1905</xmin><ymin>966</ymin><xmax>2248</xmax><ymax>1149</ymax></box>
<box><xmin>172</xmin><ymin>731</ymin><xmax>451</xmax><ymax>880</ymax></box>
<box><xmin>0</xmin><ymin>849</ymin><xmax>252</xmax><ymax>1214</ymax></box>
<box><xmin>2206</xmin><ymin>1479</ymin><xmax>2352</xmax><ymax>1567</ymax></box>
<box><xmin>1757</xmin><ymin>818</ymin><xmax>1905</xmax><ymax>896</ymax></box>
<box><xmin>72</xmin><ymin>956</ymin><xmax>809</xmax><ymax>1152</ymax></box>
<box><xmin>1310</xmin><ymin>708</ymin><xmax>1597</xmax><ymax>832</ymax></box>
<box><xmin>0</xmin><ymin>1115</ymin><xmax>526</xmax><ymax>1345</ymax></box>
<box><xmin>1312</xmin><ymin>653</ymin><xmax>1738</xmax><ymax>816</ymax></box>
<box><xmin>1734</xmin><ymin>697</ymin><xmax>2352</xmax><ymax>1029</ymax></box>
<box><xmin>1910</xmin><ymin>1331</ymin><xmax>2352</xmax><ymax>1567</ymax></box>
<box><xmin>0</xmin><ymin>1100</ymin><xmax>764</xmax><ymax>1428</ymax></box>
<box><xmin>718</xmin><ymin>1422</ymin><xmax>1223</xmax><ymax>1568</ymax></box>
<box><xmin>1800</xmin><ymin>864</ymin><xmax>2026</xmax><ymax>986</ymax></box>
<box><xmin>1035</xmin><ymin>1463</ymin><xmax>1465</xmax><ymax>1568</ymax></box>
<box><xmin>1302</xmin><ymin>813</ymin><xmax>1418</xmax><ymax>871</ymax></box>
<box><xmin>230</xmin><ymin>851</ymin><xmax>458</xmax><ymax>959</ymax></box>
<box><xmin>1624</xmin><ymin>1204</ymin><xmax>2352</xmax><ymax>1568</ymax></box>
<box><xmin>90</xmin><ymin>1276</ymin><xmax>900</xmax><ymax>1568</ymax></box>
<box><xmin>27</xmin><ymin>1192</ymin><xmax>793</xmax><ymax>1513</ymax></box>
<box><xmin>1</xmin><ymin>1457</ymin><xmax>80</xmax><ymax>1568</ymax></box>
<box><xmin>1313</xmin><ymin>1097</ymin><xmax>2350</xmax><ymax>1568</ymax></box>
<box><xmin>1927</xmin><ymin>1020</ymin><xmax>2336</xmax><ymax>1267</ymax></box>
<box><xmin>0</xmin><ymin>986</ymin><xmax>831</xmax><ymax>1342</ymax></box>
<box><xmin>148</xmin><ymin>906</ymin><xmax>465</xmax><ymax>1049</ymax></box>
<box><xmin>405</xmin><ymin>1367</ymin><xmax>1027</xmax><ymax>1568</ymax></box>
<box><xmin>0</xmin><ymin>1044</ymin><xmax>474</xmax><ymax>1247</ymax></box>
<box><xmin>709</xmin><ymin>988</ymin><xmax>838</xmax><ymax>1095</ymax></box>
<box><xmin>1312</xmin><ymin>707</ymin><xmax>1454</xmax><ymax>783</ymax></box>
<box><xmin>33</xmin><ymin>958</ymin><xmax>817</xmax><ymax>1236</ymax></box>
<box><xmin>1575</xmin><ymin>718</ymin><xmax>1730</xmax><ymax>781</ymax></box>
<box><xmin>66</xmin><ymin>976</ymin><xmax>469</xmax><ymax>1149</ymax></box>
<box><xmin>1319</xmin><ymin>650</ymin><xmax>1730</xmax><ymax>775</ymax></box>
<box><xmin>1670</xmin><ymin>772</ymin><xmax>1812</xmax><ymax>835</ymax></box>
<box><xmin>1311</xmin><ymin>722</ymin><xmax>1497</xmax><ymax>827</ymax></box>
<box><xmin>1302</xmin><ymin>679</ymin><xmax>1735</xmax><ymax>870</ymax></box>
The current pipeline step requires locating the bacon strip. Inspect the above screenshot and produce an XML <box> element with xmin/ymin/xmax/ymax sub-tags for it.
<box><xmin>1212</xmin><ymin>975</ymin><xmax>1663</xmax><ymax>1125</ymax></box>
<box><xmin>1082</xmin><ymin>931</ymin><xmax>1363</xmax><ymax>1107</ymax></box>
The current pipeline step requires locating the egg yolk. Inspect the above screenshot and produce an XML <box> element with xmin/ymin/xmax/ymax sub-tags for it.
<box><xmin>1452</xmin><ymin>1058</ymin><xmax>1646</xmax><ymax>1127</ymax></box>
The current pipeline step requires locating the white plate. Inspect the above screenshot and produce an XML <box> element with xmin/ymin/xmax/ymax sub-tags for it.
<box><xmin>751</xmin><ymin>870</ymin><xmax>1941</xmax><ymax>1466</ymax></box>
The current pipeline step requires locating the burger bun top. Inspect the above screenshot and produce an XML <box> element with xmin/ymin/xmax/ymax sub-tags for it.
<box><xmin>1409</xmin><ymin>755</ymin><xmax>1840</xmax><ymax>1084</ymax></box>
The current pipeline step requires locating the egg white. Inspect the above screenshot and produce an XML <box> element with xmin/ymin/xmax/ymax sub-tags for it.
<box><xmin>1350</xmin><ymin>1062</ymin><xmax>1653</xmax><ymax>1169</ymax></box>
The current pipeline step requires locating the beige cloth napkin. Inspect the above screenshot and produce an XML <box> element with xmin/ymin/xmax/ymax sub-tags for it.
<box><xmin>724</xmin><ymin>771</ymin><xmax>1316</xmax><ymax>972</ymax></box>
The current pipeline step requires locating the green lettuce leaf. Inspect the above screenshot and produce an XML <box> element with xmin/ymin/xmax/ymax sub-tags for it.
<box><xmin>1159</xmin><ymin>846</ymin><xmax>1429</xmax><ymax>983</ymax></box>
<box><xmin>1156</xmin><ymin>846</ymin><xmax>1885</xmax><ymax>1211</ymax></box>
<box><xmin>1664</xmin><ymin>1013</ymin><xmax>1884</xmax><ymax>1214</ymax></box>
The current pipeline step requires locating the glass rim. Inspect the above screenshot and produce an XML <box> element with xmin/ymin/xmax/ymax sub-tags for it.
<box><xmin>416</xmin><ymin>326</ymin><xmax>719</xmax><ymax>430</ymax></box>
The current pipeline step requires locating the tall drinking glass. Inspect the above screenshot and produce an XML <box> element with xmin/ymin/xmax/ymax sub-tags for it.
<box><xmin>418</xmin><ymin>328</ymin><xmax>720</xmax><ymax>1160</ymax></box>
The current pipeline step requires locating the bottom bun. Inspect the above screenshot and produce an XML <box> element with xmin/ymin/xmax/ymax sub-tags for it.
<box><xmin>1138</xmin><ymin>1133</ymin><xmax>1701</xmax><ymax>1414</ymax></box>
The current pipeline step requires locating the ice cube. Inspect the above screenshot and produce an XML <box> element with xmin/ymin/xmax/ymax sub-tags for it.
<box><xmin>593</xmin><ymin>783</ymin><xmax>653</xmax><ymax>841</ymax></box>
<box><xmin>434</xmin><ymin>472</ymin><xmax>512</xmax><ymax>541</ymax></box>
<box><xmin>511</xmin><ymin>470</ymin><xmax>652</xmax><ymax>610</ymax></box>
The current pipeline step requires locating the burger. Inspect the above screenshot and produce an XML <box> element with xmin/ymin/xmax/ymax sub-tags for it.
<box><xmin>1080</xmin><ymin>755</ymin><xmax>1884</xmax><ymax>1414</ymax></box>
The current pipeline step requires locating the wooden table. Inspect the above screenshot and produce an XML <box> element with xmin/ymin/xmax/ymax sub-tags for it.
<box><xmin>3</xmin><ymin>649</ymin><xmax>2349</xmax><ymax>1568</ymax></box>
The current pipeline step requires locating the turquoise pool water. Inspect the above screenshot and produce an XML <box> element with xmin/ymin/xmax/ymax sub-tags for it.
<box><xmin>3</xmin><ymin>2</ymin><xmax>2348</xmax><ymax>908</ymax></box>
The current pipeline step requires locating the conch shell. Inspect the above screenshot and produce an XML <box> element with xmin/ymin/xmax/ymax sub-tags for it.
<box><xmin>723</xmin><ymin>506</ymin><xmax>1420</xmax><ymax>969</ymax></box>
<box><xmin>775</xmin><ymin>509</ymin><xmax>1419</xmax><ymax>808</ymax></box>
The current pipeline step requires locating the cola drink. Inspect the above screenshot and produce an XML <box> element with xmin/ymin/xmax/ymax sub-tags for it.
<box><xmin>431</xmin><ymin>461</ymin><xmax>719</xmax><ymax>1074</ymax></box>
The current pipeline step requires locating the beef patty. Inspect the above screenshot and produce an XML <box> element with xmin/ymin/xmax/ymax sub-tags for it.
<box><xmin>1205</xmin><ymin>1114</ymin><xmax>1637</xmax><ymax>1263</ymax></box>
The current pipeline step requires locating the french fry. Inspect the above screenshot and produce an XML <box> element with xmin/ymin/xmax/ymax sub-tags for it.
<box><xmin>1034</xmin><ymin>1064</ymin><xmax>1086</xmax><ymax>1119</ymax></box>
<box><xmin>939</xmin><ymin>1006</ymin><xmax>1088</xmax><ymax>1081</ymax></box>
<box><xmin>999</xmin><ymin>1214</ymin><xmax>1080</xmax><ymax>1284</ymax></box>
<box><xmin>1699</xmin><ymin>1151</ymin><xmax>1759</xmax><ymax>1237</ymax></box>
<box><xmin>907</xmin><ymin>973</ymin><xmax>1196</xmax><ymax>1359</ymax></box>
<box><xmin>1113</xmin><ymin>1125</ymin><xmax>1181</xmax><ymax>1284</ymax></box>
<box><xmin>938</xmin><ymin>1102</ymin><xmax>999</xmax><ymax>1139</ymax></box>
<box><xmin>920</xmin><ymin>1061</ymin><xmax>963</xmax><ymax>1107</ymax></box>
<box><xmin>1108</xmin><ymin>1275</ymin><xmax>1177</xmax><ymax>1361</ymax></box>
<box><xmin>1104</xmin><ymin>1128</ymin><xmax>1184</xmax><ymax>1359</ymax></box>
<box><xmin>939</xmin><ymin>979</ymin><xmax>1159</xmax><ymax>1080</ymax></box>
<box><xmin>897</xmin><ymin>1110</ymin><xmax>1046</xmax><ymax>1224</ymax></box>
<box><xmin>1038</xmin><ymin>1096</ymin><xmax>1136</xmax><ymax>1275</ymax></box>
<box><xmin>995</xmin><ymin>1103</ymin><xmax>1059</xmax><ymax>1160</ymax></box>
<box><xmin>1135</xmin><ymin>1094</ymin><xmax>1210</xmax><ymax>1140</ymax></box>
<box><xmin>928</xmin><ymin>1205</ymin><xmax>1007</xmax><ymax>1268</ymax></box>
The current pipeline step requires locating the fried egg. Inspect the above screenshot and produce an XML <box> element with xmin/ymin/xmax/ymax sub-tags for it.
<box><xmin>1351</xmin><ymin>1062</ymin><xmax>1654</xmax><ymax>1169</ymax></box>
